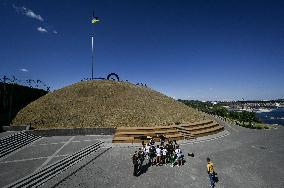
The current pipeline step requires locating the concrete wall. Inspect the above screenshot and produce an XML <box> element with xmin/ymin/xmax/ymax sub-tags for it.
<box><xmin>29</xmin><ymin>128</ymin><xmax>115</xmax><ymax>137</ymax></box>
<box><xmin>2</xmin><ymin>125</ymin><xmax>28</xmax><ymax>131</ymax></box>
<box><xmin>3</xmin><ymin>125</ymin><xmax>115</xmax><ymax>136</ymax></box>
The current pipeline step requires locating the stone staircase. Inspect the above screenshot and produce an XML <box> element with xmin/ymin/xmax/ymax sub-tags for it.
<box><xmin>4</xmin><ymin>141</ymin><xmax>104</xmax><ymax>188</ymax></box>
<box><xmin>0</xmin><ymin>131</ymin><xmax>41</xmax><ymax>159</ymax></box>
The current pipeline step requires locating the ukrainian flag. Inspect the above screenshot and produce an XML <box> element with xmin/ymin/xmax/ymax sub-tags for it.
<box><xmin>92</xmin><ymin>17</ymin><xmax>100</xmax><ymax>24</ymax></box>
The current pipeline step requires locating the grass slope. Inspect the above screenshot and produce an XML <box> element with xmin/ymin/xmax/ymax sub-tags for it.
<box><xmin>13</xmin><ymin>80</ymin><xmax>210</xmax><ymax>129</ymax></box>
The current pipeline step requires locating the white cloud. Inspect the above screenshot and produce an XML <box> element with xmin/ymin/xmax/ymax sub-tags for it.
<box><xmin>13</xmin><ymin>4</ymin><xmax>60</xmax><ymax>35</ymax></box>
<box><xmin>209</xmin><ymin>88</ymin><xmax>213</xmax><ymax>91</ymax></box>
<box><xmin>13</xmin><ymin>4</ymin><xmax>44</xmax><ymax>21</ymax></box>
<box><xmin>26</xmin><ymin>9</ymin><xmax>43</xmax><ymax>21</ymax></box>
<box><xmin>37</xmin><ymin>27</ymin><xmax>48</xmax><ymax>33</ymax></box>
<box><xmin>19</xmin><ymin>68</ymin><xmax>29</xmax><ymax>72</ymax></box>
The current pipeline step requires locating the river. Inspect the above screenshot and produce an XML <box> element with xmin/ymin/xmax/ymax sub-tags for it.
<box><xmin>256</xmin><ymin>108</ymin><xmax>284</xmax><ymax>126</ymax></box>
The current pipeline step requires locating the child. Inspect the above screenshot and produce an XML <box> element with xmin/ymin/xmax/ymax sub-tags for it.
<box><xmin>175</xmin><ymin>145</ymin><xmax>182</xmax><ymax>167</ymax></box>
<box><xmin>170</xmin><ymin>151</ymin><xmax>176</xmax><ymax>167</ymax></box>
<box><xmin>149</xmin><ymin>145</ymin><xmax>156</xmax><ymax>166</ymax></box>
<box><xmin>162</xmin><ymin>146</ymin><xmax>168</xmax><ymax>165</ymax></box>
<box><xmin>138</xmin><ymin>148</ymin><xmax>144</xmax><ymax>163</ymax></box>
<box><xmin>155</xmin><ymin>145</ymin><xmax>161</xmax><ymax>166</ymax></box>
<box><xmin>145</xmin><ymin>143</ymin><xmax>150</xmax><ymax>160</ymax></box>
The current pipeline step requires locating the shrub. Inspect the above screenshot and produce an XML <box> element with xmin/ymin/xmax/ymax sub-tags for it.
<box><xmin>247</xmin><ymin>123</ymin><xmax>253</xmax><ymax>128</ymax></box>
<box><xmin>255</xmin><ymin>125</ymin><xmax>263</xmax><ymax>129</ymax></box>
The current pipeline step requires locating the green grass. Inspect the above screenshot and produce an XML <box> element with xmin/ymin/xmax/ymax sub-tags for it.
<box><xmin>13</xmin><ymin>80</ymin><xmax>210</xmax><ymax>129</ymax></box>
<box><xmin>230</xmin><ymin>120</ymin><xmax>271</xmax><ymax>130</ymax></box>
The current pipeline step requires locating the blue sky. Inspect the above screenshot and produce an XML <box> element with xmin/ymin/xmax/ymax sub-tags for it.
<box><xmin>0</xmin><ymin>0</ymin><xmax>283</xmax><ymax>101</ymax></box>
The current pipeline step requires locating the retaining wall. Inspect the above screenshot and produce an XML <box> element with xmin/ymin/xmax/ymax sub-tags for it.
<box><xmin>2</xmin><ymin>125</ymin><xmax>115</xmax><ymax>136</ymax></box>
<box><xmin>29</xmin><ymin>128</ymin><xmax>115</xmax><ymax>137</ymax></box>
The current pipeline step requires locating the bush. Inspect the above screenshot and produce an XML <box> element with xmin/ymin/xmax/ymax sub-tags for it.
<box><xmin>255</xmin><ymin>125</ymin><xmax>263</xmax><ymax>129</ymax></box>
<box><xmin>242</xmin><ymin>124</ymin><xmax>248</xmax><ymax>128</ymax></box>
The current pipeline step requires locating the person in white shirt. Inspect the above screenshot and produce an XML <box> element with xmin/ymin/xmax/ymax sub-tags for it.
<box><xmin>162</xmin><ymin>147</ymin><xmax>168</xmax><ymax>165</ymax></box>
<box><xmin>175</xmin><ymin>145</ymin><xmax>182</xmax><ymax>167</ymax></box>
<box><xmin>145</xmin><ymin>144</ymin><xmax>150</xmax><ymax>160</ymax></box>
<box><xmin>155</xmin><ymin>145</ymin><xmax>161</xmax><ymax>166</ymax></box>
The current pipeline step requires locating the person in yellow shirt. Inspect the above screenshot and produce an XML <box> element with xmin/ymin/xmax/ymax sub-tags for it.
<box><xmin>207</xmin><ymin>158</ymin><xmax>215</xmax><ymax>188</ymax></box>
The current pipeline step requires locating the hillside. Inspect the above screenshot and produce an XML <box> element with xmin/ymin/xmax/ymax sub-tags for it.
<box><xmin>12</xmin><ymin>80</ymin><xmax>210</xmax><ymax>129</ymax></box>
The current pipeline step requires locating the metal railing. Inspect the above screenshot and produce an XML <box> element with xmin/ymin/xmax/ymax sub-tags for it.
<box><xmin>0</xmin><ymin>75</ymin><xmax>50</xmax><ymax>92</ymax></box>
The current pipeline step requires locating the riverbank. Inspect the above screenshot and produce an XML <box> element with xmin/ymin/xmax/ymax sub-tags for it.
<box><xmin>256</xmin><ymin>108</ymin><xmax>284</xmax><ymax>126</ymax></box>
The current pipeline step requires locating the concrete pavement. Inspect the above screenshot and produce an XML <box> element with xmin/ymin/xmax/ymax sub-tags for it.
<box><xmin>1</xmin><ymin>121</ymin><xmax>283</xmax><ymax>188</ymax></box>
<box><xmin>0</xmin><ymin>135</ymin><xmax>103</xmax><ymax>187</ymax></box>
<box><xmin>47</xmin><ymin>123</ymin><xmax>284</xmax><ymax>188</ymax></box>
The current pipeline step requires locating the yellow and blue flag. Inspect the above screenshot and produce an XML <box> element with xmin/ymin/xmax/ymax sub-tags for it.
<box><xmin>92</xmin><ymin>12</ymin><xmax>100</xmax><ymax>24</ymax></box>
<box><xmin>92</xmin><ymin>17</ymin><xmax>100</xmax><ymax>24</ymax></box>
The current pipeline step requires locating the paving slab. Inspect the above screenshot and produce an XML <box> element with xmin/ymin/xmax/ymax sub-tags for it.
<box><xmin>0</xmin><ymin>135</ymin><xmax>106</xmax><ymax>187</ymax></box>
<box><xmin>1</xmin><ymin>123</ymin><xmax>283</xmax><ymax>188</ymax></box>
<box><xmin>0</xmin><ymin>158</ymin><xmax>46</xmax><ymax>187</ymax></box>
<box><xmin>47</xmin><ymin>126</ymin><xmax>284</xmax><ymax>188</ymax></box>
<box><xmin>3</xmin><ymin>142</ymin><xmax>64</xmax><ymax>161</ymax></box>
<box><xmin>57</xmin><ymin>140</ymin><xmax>100</xmax><ymax>156</ymax></box>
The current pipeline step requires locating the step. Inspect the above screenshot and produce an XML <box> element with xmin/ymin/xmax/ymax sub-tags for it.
<box><xmin>0</xmin><ymin>133</ymin><xmax>39</xmax><ymax>147</ymax></box>
<box><xmin>1</xmin><ymin>137</ymin><xmax>37</xmax><ymax>152</ymax></box>
<box><xmin>179</xmin><ymin>120</ymin><xmax>213</xmax><ymax>128</ymax></box>
<box><xmin>5</xmin><ymin>141</ymin><xmax>103</xmax><ymax>188</ymax></box>
<box><xmin>112</xmin><ymin>136</ymin><xmax>135</xmax><ymax>143</ymax></box>
<box><xmin>0</xmin><ymin>138</ymin><xmax>39</xmax><ymax>158</ymax></box>
<box><xmin>192</xmin><ymin>125</ymin><xmax>224</xmax><ymax>137</ymax></box>
<box><xmin>0</xmin><ymin>133</ymin><xmax>40</xmax><ymax>151</ymax></box>
<box><xmin>0</xmin><ymin>131</ymin><xmax>24</xmax><ymax>141</ymax></box>
<box><xmin>114</xmin><ymin>130</ymin><xmax>180</xmax><ymax>137</ymax></box>
<box><xmin>0</xmin><ymin>136</ymin><xmax>38</xmax><ymax>150</ymax></box>
<box><xmin>182</xmin><ymin>123</ymin><xmax>219</xmax><ymax>132</ymax></box>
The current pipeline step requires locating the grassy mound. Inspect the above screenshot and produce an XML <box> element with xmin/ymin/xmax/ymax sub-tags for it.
<box><xmin>12</xmin><ymin>80</ymin><xmax>210</xmax><ymax>129</ymax></box>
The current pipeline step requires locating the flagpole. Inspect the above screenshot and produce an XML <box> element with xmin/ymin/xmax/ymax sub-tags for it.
<box><xmin>91</xmin><ymin>12</ymin><xmax>99</xmax><ymax>80</ymax></box>
<box><xmin>91</xmin><ymin>36</ymin><xmax>94</xmax><ymax>80</ymax></box>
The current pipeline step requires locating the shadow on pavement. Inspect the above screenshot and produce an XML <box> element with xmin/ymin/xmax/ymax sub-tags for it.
<box><xmin>137</xmin><ymin>162</ymin><xmax>150</xmax><ymax>176</ymax></box>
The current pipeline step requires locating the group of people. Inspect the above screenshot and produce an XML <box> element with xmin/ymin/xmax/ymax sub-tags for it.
<box><xmin>131</xmin><ymin>136</ymin><xmax>218</xmax><ymax>188</ymax></box>
<box><xmin>132</xmin><ymin>137</ymin><xmax>184</xmax><ymax>176</ymax></box>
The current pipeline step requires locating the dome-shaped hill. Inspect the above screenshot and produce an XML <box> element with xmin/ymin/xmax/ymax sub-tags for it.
<box><xmin>13</xmin><ymin>80</ymin><xmax>210</xmax><ymax>129</ymax></box>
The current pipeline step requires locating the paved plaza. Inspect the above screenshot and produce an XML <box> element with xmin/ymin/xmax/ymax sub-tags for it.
<box><xmin>0</xmin><ymin>121</ymin><xmax>283</xmax><ymax>188</ymax></box>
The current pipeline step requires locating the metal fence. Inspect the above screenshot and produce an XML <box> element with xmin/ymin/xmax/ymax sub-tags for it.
<box><xmin>0</xmin><ymin>76</ymin><xmax>50</xmax><ymax>92</ymax></box>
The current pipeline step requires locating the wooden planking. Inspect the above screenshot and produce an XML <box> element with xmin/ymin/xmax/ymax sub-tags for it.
<box><xmin>112</xmin><ymin>120</ymin><xmax>223</xmax><ymax>143</ymax></box>
<box><xmin>179</xmin><ymin>120</ymin><xmax>213</xmax><ymax>128</ymax></box>
<box><xmin>115</xmin><ymin>129</ymin><xmax>179</xmax><ymax>136</ymax></box>
<box><xmin>192</xmin><ymin>125</ymin><xmax>224</xmax><ymax>137</ymax></box>
<box><xmin>181</xmin><ymin>122</ymin><xmax>219</xmax><ymax>132</ymax></box>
